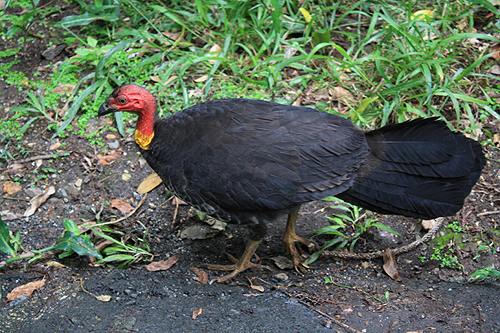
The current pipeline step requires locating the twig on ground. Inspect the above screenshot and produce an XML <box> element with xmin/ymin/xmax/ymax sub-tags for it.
<box><xmin>13</xmin><ymin>154</ymin><xmax>56</xmax><ymax>164</ymax></box>
<box><xmin>323</xmin><ymin>217</ymin><xmax>446</xmax><ymax>260</ymax></box>
<box><xmin>477</xmin><ymin>210</ymin><xmax>500</xmax><ymax>216</ymax></box>
<box><xmin>2</xmin><ymin>196</ymin><xmax>30</xmax><ymax>201</ymax></box>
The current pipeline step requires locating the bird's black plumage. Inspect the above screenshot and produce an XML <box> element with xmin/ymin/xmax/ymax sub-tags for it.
<box><xmin>98</xmin><ymin>85</ymin><xmax>486</xmax><ymax>281</ymax></box>
<box><xmin>143</xmin><ymin>99</ymin><xmax>369</xmax><ymax>225</ymax></box>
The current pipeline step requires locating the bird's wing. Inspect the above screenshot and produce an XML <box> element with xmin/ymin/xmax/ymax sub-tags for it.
<box><xmin>148</xmin><ymin>99</ymin><xmax>368</xmax><ymax>212</ymax></box>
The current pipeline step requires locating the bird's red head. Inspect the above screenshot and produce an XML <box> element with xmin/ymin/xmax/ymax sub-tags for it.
<box><xmin>98</xmin><ymin>84</ymin><xmax>156</xmax><ymax>116</ymax></box>
<box><xmin>98</xmin><ymin>84</ymin><xmax>157</xmax><ymax>150</ymax></box>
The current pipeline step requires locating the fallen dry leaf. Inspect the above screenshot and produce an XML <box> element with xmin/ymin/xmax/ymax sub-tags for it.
<box><xmin>172</xmin><ymin>197</ymin><xmax>187</xmax><ymax>206</ymax></box>
<box><xmin>49</xmin><ymin>140</ymin><xmax>61</xmax><ymax>150</ymax></box>
<box><xmin>330</xmin><ymin>86</ymin><xmax>355</xmax><ymax>102</ymax></box>
<box><xmin>190</xmin><ymin>267</ymin><xmax>209</xmax><ymax>284</ymax></box>
<box><xmin>7</xmin><ymin>278</ymin><xmax>46</xmax><ymax>302</ymax></box>
<box><xmin>422</xmin><ymin>217</ymin><xmax>443</xmax><ymax>230</ymax></box>
<box><xmin>50</xmin><ymin>84</ymin><xmax>75</xmax><ymax>94</ymax></box>
<box><xmin>192</xmin><ymin>307</ymin><xmax>202</xmax><ymax>320</ymax></box>
<box><xmin>137</xmin><ymin>172</ymin><xmax>163</xmax><ymax>194</ymax></box>
<box><xmin>96</xmin><ymin>150</ymin><xmax>122</xmax><ymax>166</ymax></box>
<box><xmin>194</xmin><ymin>75</ymin><xmax>209</xmax><ymax>83</ymax></box>
<box><xmin>2</xmin><ymin>181</ymin><xmax>22</xmax><ymax>195</ymax></box>
<box><xmin>110</xmin><ymin>198</ymin><xmax>133</xmax><ymax>214</ymax></box>
<box><xmin>44</xmin><ymin>261</ymin><xmax>67</xmax><ymax>268</ymax></box>
<box><xmin>95</xmin><ymin>295</ymin><xmax>112</xmax><ymax>302</ymax></box>
<box><xmin>383</xmin><ymin>248</ymin><xmax>402</xmax><ymax>282</ymax></box>
<box><xmin>149</xmin><ymin>75</ymin><xmax>162</xmax><ymax>82</ymax></box>
<box><xmin>145</xmin><ymin>255</ymin><xmax>180</xmax><ymax>272</ymax></box>
<box><xmin>493</xmin><ymin>133</ymin><xmax>500</xmax><ymax>146</ymax></box>
<box><xmin>208</xmin><ymin>44</ymin><xmax>222</xmax><ymax>64</ymax></box>
<box><xmin>270</xmin><ymin>256</ymin><xmax>294</xmax><ymax>270</ymax></box>
<box><xmin>24</xmin><ymin>186</ymin><xmax>55</xmax><ymax>217</ymax></box>
<box><xmin>490</xmin><ymin>42</ymin><xmax>500</xmax><ymax>60</ymax></box>
<box><xmin>6</xmin><ymin>163</ymin><xmax>24</xmax><ymax>174</ymax></box>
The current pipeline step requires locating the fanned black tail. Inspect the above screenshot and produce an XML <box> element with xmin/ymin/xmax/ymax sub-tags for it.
<box><xmin>337</xmin><ymin>118</ymin><xmax>485</xmax><ymax>219</ymax></box>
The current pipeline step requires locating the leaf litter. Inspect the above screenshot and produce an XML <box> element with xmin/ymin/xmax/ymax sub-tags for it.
<box><xmin>144</xmin><ymin>254</ymin><xmax>180</xmax><ymax>272</ymax></box>
<box><xmin>7</xmin><ymin>278</ymin><xmax>46</xmax><ymax>302</ymax></box>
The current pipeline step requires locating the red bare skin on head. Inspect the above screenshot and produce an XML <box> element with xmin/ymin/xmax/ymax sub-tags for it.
<box><xmin>105</xmin><ymin>85</ymin><xmax>157</xmax><ymax>139</ymax></box>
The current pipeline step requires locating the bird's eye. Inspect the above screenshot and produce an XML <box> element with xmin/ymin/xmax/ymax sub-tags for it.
<box><xmin>118</xmin><ymin>98</ymin><xmax>127</xmax><ymax>104</ymax></box>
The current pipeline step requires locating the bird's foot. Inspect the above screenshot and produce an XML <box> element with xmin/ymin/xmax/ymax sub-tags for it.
<box><xmin>199</xmin><ymin>239</ymin><xmax>263</xmax><ymax>283</ymax></box>
<box><xmin>284</xmin><ymin>233</ymin><xmax>318</xmax><ymax>273</ymax></box>
<box><xmin>201</xmin><ymin>256</ymin><xmax>262</xmax><ymax>283</ymax></box>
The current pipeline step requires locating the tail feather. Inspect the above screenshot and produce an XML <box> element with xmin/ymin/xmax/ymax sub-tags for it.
<box><xmin>338</xmin><ymin>118</ymin><xmax>485</xmax><ymax>219</ymax></box>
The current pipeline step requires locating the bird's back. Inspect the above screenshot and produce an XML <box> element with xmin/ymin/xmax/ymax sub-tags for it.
<box><xmin>143</xmin><ymin>99</ymin><xmax>369</xmax><ymax>219</ymax></box>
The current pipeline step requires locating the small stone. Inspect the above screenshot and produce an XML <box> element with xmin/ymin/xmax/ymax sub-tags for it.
<box><xmin>108</xmin><ymin>141</ymin><xmax>120</xmax><ymax>149</ymax></box>
<box><xmin>273</xmin><ymin>273</ymin><xmax>289</xmax><ymax>281</ymax></box>
<box><xmin>106</xmin><ymin>134</ymin><xmax>117</xmax><ymax>140</ymax></box>
<box><xmin>180</xmin><ymin>225</ymin><xmax>218</xmax><ymax>240</ymax></box>
<box><xmin>449</xmin><ymin>276</ymin><xmax>465</xmax><ymax>283</ymax></box>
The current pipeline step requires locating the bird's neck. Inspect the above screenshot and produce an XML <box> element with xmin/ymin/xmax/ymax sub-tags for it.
<box><xmin>135</xmin><ymin>102</ymin><xmax>156</xmax><ymax>150</ymax></box>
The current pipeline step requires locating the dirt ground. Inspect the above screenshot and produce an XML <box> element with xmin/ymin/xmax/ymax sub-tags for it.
<box><xmin>1</xmin><ymin>7</ymin><xmax>500</xmax><ymax>333</ymax></box>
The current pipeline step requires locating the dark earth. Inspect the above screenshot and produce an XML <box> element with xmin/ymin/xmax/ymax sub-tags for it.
<box><xmin>1</xmin><ymin>4</ymin><xmax>500</xmax><ymax>333</ymax></box>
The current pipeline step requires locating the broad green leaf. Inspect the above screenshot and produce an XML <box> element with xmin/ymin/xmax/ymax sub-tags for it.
<box><xmin>0</xmin><ymin>218</ymin><xmax>16</xmax><ymax>257</ymax></box>
<box><xmin>63</xmin><ymin>219</ymin><xmax>80</xmax><ymax>235</ymax></box>
<box><xmin>96</xmin><ymin>254</ymin><xmax>136</xmax><ymax>263</ymax></box>
<box><xmin>53</xmin><ymin>231</ymin><xmax>102</xmax><ymax>259</ymax></box>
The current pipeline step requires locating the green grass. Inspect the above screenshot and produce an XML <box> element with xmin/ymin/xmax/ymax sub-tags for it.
<box><xmin>1</xmin><ymin>0</ymin><xmax>498</xmax><ymax>141</ymax></box>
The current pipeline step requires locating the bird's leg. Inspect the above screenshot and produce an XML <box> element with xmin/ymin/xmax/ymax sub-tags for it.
<box><xmin>283</xmin><ymin>208</ymin><xmax>317</xmax><ymax>272</ymax></box>
<box><xmin>200</xmin><ymin>239</ymin><xmax>262</xmax><ymax>283</ymax></box>
<box><xmin>200</xmin><ymin>223</ymin><xmax>266</xmax><ymax>283</ymax></box>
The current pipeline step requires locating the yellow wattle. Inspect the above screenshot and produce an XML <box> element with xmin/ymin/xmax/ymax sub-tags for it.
<box><xmin>135</xmin><ymin>129</ymin><xmax>154</xmax><ymax>150</ymax></box>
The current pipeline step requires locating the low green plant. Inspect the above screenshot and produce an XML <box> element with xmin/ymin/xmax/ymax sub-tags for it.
<box><xmin>91</xmin><ymin>225</ymin><xmax>153</xmax><ymax>268</ymax></box>
<box><xmin>0</xmin><ymin>216</ymin><xmax>23</xmax><ymax>259</ymax></box>
<box><xmin>0</xmin><ymin>216</ymin><xmax>152</xmax><ymax>270</ymax></box>
<box><xmin>469</xmin><ymin>266</ymin><xmax>500</xmax><ymax>282</ymax></box>
<box><xmin>447</xmin><ymin>221</ymin><xmax>463</xmax><ymax>233</ymax></box>
<box><xmin>2</xmin><ymin>0</ymin><xmax>61</xmax><ymax>39</ymax></box>
<box><xmin>305</xmin><ymin>197</ymin><xmax>400</xmax><ymax>264</ymax></box>
<box><xmin>9</xmin><ymin>91</ymin><xmax>54</xmax><ymax>123</ymax></box>
<box><xmin>0</xmin><ymin>218</ymin><xmax>102</xmax><ymax>267</ymax></box>
<box><xmin>429</xmin><ymin>243</ymin><xmax>462</xmax><ymax>269</ymax></box>
<box><xmin>419</xmin><ymin>221</ymin><xmax>464</xmax><ymax>269</ymax></box>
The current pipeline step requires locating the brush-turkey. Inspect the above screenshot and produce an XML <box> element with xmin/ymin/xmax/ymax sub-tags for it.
<box><xmin>98</xmin><ymin>84</ymin><xmax>485</xmax><ymax>282</ymax></box>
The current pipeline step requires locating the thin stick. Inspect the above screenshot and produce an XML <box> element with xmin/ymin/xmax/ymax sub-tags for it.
<box><xmin>13</xmin><ymin>154</ymin><xmax>56</xmax><ymax>164</ymax></box>
<box><xmin>477</xmin><ymin>210</ymin><xmax>500</xmax><ymax>216</ymax></box>
<box><xmin>2</xmin><ymin>196</ymin><xmax>30</xmax><ymax>201</ymax></box>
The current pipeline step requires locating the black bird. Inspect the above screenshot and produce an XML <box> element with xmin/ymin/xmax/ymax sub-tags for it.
<box><xmin>98</xmin><ymin>84</ymin><xmax>485</xmax><ymax>282</ymax></box>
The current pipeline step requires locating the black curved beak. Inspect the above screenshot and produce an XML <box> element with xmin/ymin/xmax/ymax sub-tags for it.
<box><xmin>98</xmin><ymin>103</ymin><xmax>117</xmax><ymax>117</ymax></box>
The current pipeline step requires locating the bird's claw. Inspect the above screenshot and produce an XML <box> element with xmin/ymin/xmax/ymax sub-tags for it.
<box><xmin>200</xmin><ymin>260</ymin><xmax>262</xmax><ymax>283</ymax></box>
<box><xmin>284</xmin><ymin>234</ymin><xmax>318</xmax><ymax>273</ymax></box>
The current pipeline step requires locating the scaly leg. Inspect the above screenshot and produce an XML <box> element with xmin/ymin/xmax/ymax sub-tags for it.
<box><xmin>283</xmin><ymin>208</ymin><xmax>317</xmax><ymax>272</ymax></box>
<box><xmin>200</xmin><ymin>239</ymin><xmax>262</xmax><ymax>283</ymax></box>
